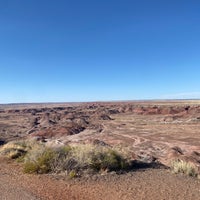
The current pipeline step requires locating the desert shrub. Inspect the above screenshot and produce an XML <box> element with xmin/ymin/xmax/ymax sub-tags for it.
<box><xmin>22</xmin><ymin>143</ymin><xmax>129</xmax><ymax>176</ymax></box>
<box><xmin>112</xmin><ymin>144</ymin><xmax>133</xmax><ymax>160</ymax></box>
<box><xmin>24</xmin><ymin>148</ymin><xmax>56</xmax><ymax>174</ymax></box>
<box><xmin>171</xmin><ymin>160</ymin><xmax>198</xmax><ymax>177</ymax></box>
<box><xmin>70</xmin><ymin>144</ymin><xmax>94</xmax><ymax>169</ymax></box>
<box><xmin>0</xmin><ymin>141</ymin><xmax>28</xmax><ymax>159</ymax></box>
<box><xmin>49</xmin><ymin>145</ymin><xmax>97</xmax><ymax>173</ymax></box>
<box><xmin>23</xmin><ymin>144</ymin><xmax>77</xmax><ymax>174</ymax></box>
<box><xmin>48</xmin><ymin>146</ymin><xmax>74</xmax><ymax>173</ymax></box>
<box><xmin>23</xmin><ymin>161</ymin><xmax>41</xmax><ymax>174</ymax></box>
<box><xmin>90</xmin><ymin>149</ymin><xmax>127</xmax><ymax>171</ymax></box>
<box><xmin>58</xmin><ymin>145</ymin><xmax>72</xmax><ymax>154</ymax></box>
<box><xmin>69</xmin><ymin>170</ymin><xmax>78</xmax><ymax>178</ymax></box>
<box><xmin>67</xmin><ymin>145</ymin><xmax>128</xmax><ymax>172</ymax></box>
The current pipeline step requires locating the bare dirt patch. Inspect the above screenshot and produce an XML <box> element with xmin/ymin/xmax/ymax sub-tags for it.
<box><xmin>0</xmin><ymin>157</ymin><xmax>200</xmax><ymax>200</ymax></box>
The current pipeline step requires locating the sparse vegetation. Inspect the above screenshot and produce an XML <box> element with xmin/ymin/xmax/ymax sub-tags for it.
<box><xmin>3</xmin><ymin>140</ymin><xmax>199</xmax><ymax>180</ymax></box>
<box><xmin>0</xmin><ymin>140</ymin><xmax>130</xmax><ymax>177</ymax></box>
<box><xmin>0</xmin><ymin>141</ymin><xmax>28</xmax><ymax>159</ymax></box>
<box><xmin>90</xmin><ymin>149</ymin><xmax>127</xmax><ymax>171</ymax></box>
<box><xmin>24</xmin><ymin>148</ymin><xmax>56</xmax><ymax>174</ymax></box>
<box><xmin>171</xmin><ymin>159</ymin><xmax>198</xmax><ymax>177</ymax></box>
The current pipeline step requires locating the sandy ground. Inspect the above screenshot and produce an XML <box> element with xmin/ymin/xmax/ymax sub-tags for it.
<box><xmin>0</xmin><ymin>157</ymin><xmax>200</xmax><ymax>200</ymax></box>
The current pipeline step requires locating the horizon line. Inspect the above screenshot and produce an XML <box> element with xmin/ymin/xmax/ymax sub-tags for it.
<box><xmin>1</xmin><ymin>98</ymin><xmax>200</xmax><ymax>105</ymax></box>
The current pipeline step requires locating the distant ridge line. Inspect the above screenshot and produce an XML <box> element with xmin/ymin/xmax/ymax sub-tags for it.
<box><xmin>0</xmin><ymin>99</ymin><xmax>200</xmax><ymax>106</ymax></box>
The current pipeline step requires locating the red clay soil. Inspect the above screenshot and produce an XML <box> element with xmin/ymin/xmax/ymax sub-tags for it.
<box><xmin>0</xmin><ymin>157</ymin><xmax>200</xmax><ymax>200</ymax></box>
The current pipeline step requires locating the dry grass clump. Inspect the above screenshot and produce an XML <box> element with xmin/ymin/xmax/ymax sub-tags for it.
<box><xmin>112</xmin><ymin>144</ymin><xmax>133</xmax><ymax>160</ymax></box>
<box><xmin>68</xmin><ymin>144</ymin><xmax>128</xmax><ymax>172</ymax></box>
<box><xmin>23</xmin><ymin>143</ymin><xmax>128</xmax><ymax>176</ymax></box>
<box><xmin>89</xmin><ymin>148</ymin><xmax>127</xmax><ymax>171</ymax></box>
<box><xmin>23</xmin><ymin>148</ymin><xmax>56</xmax><ymax>174</ymax></box>
<box><xmin>23</xmin><ymin>145</ymin><xmax>72</xmax><ymax>174</ymax></box>
<box><xmin>0</xmin><ymin>139</ymin><xmax>47</xmax><ymax>161</ymax></box>
<box><xmin>1</xmin><ymin>140</ymin><xmax>130</xmax><ymax>177</ymax></box>
<box><xmin>0</xmin><ymin>140</ymin><xmax>28</xmax><ymax>159</ymax></box>
<box><xmin>171</xmin><ymin>159</ymin><xmax>198</xmax><ymax>177</ymax></box>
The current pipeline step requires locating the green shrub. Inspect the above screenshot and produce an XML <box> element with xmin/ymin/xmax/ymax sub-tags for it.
<box><xmin>90</xmin><ymin>149</ymin><xmax>127</xmax><ymax>171</ymax></box>
<box><xmin>58</xmin><ymin>145</ymin><xmax>72</xmax><ymax>155</ymax></box>
<box><xmin>69</xmin><ymin>170</ymin><xmax>77</xmax><ymax>178</ymax></box>
<box><xmin>24</xmin><ymin>149</ymin><xmax>56</xmax><ymax>174</ymax></box>
<box><xmin>23</xmin><ymin>161</ymin><xmax>40</xmax><ymax>174</ymax></box>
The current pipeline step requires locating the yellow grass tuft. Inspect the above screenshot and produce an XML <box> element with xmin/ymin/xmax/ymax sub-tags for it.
<box><xmin>171</xmin><ymin>159</ymin><xmax>198</xmax><ymax>177</ymax></box>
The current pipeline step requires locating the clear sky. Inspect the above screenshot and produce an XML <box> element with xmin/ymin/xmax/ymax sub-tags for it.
<box><xmin>0</xmin><ymin>0</ymin><xmax>200</xmax><ymax>103</ymax></box>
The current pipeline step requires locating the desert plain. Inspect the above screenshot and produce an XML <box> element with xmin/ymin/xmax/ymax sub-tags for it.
<box><xmin>0</xmin><ymin>100</ymin><xmax>200</xmax><ymax>200</ymax></box>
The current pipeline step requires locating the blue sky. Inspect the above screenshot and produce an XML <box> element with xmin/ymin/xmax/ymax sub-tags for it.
<box><xmin>0</xmin><ymin>0</ymin><xmax>200</xmax><ymax>103</ymax></box>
